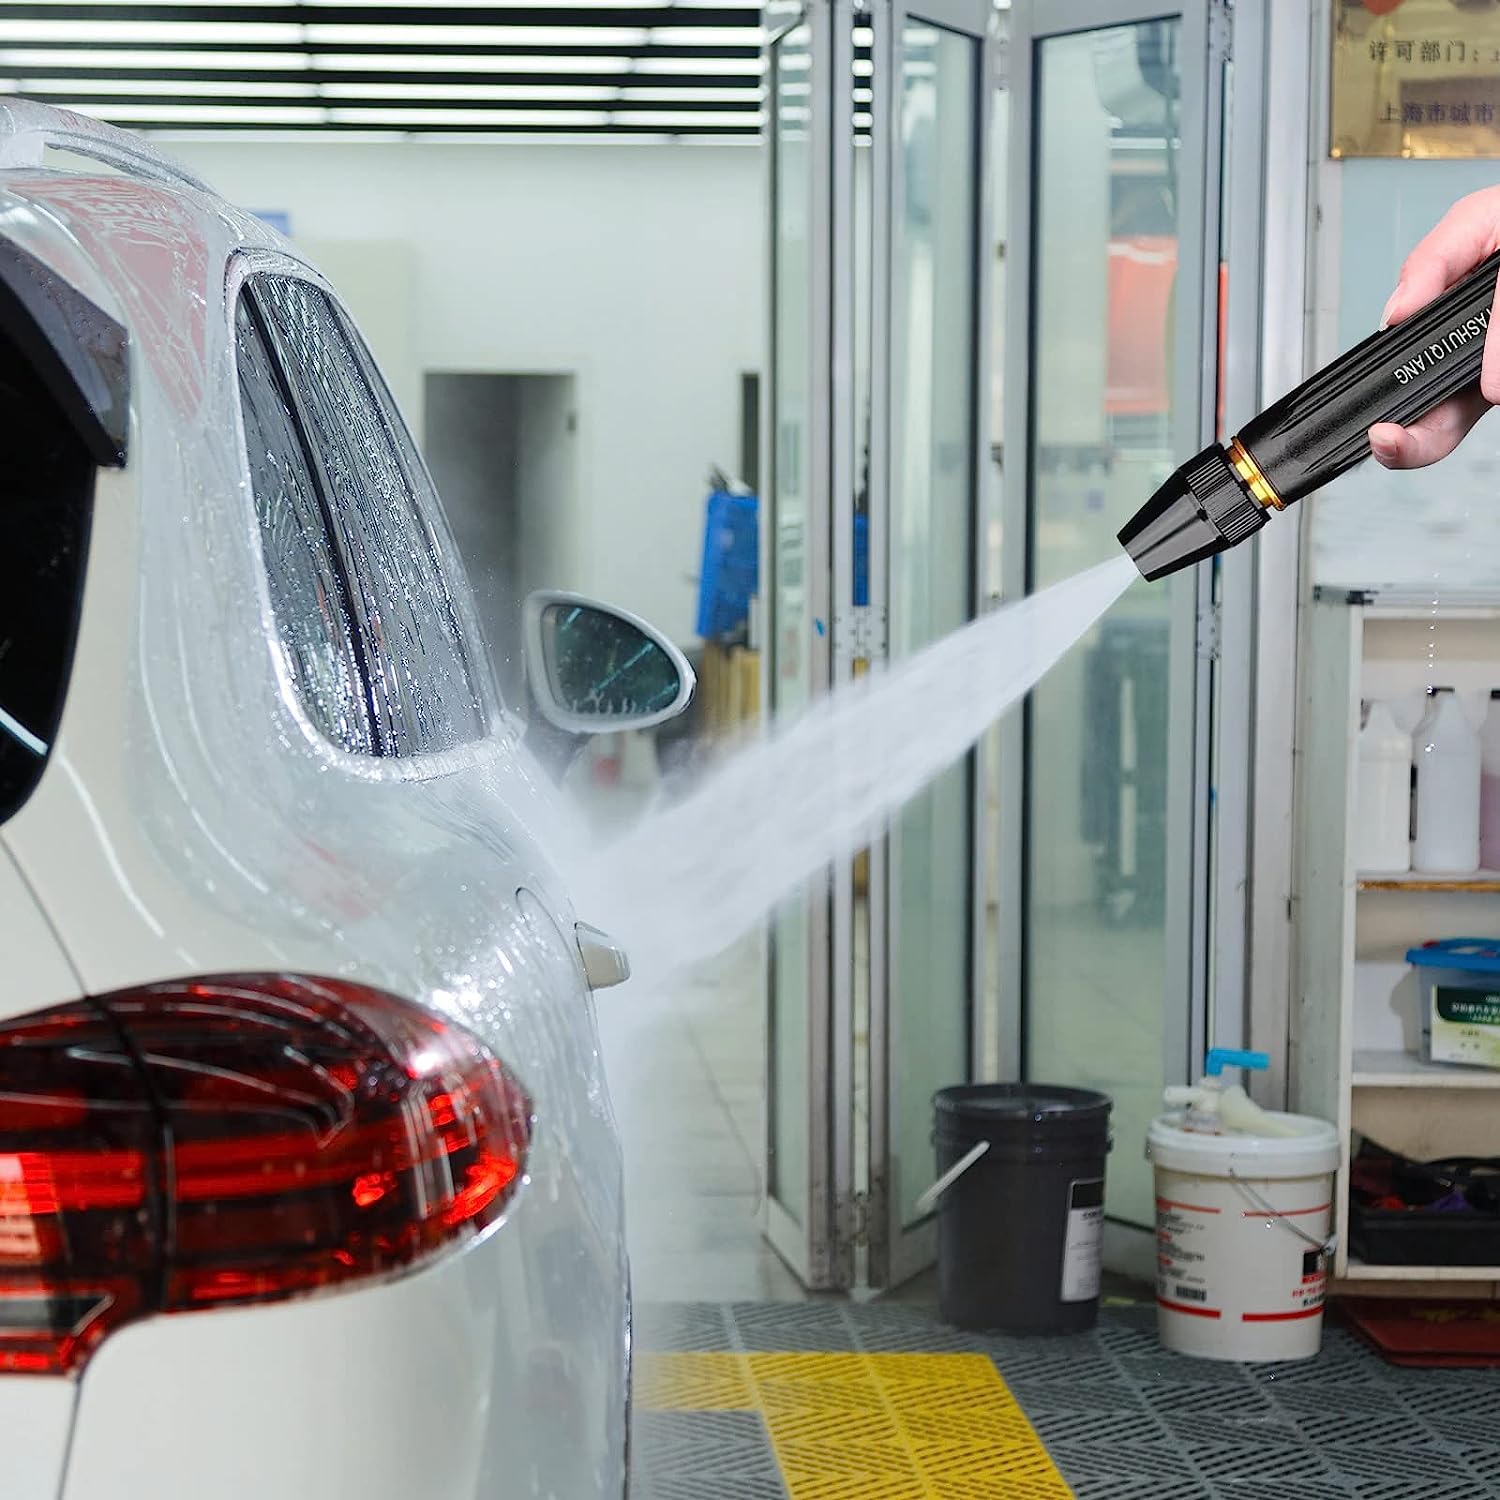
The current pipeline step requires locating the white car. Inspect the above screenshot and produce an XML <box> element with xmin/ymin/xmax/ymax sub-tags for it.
<box><xmin>0</xmin><ymin>100</ymin><xmax>692</xmax><ymax>1499</ymax></box>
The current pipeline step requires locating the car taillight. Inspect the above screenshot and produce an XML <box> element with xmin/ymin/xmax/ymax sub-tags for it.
<box><xmin>0</xmin><ymin>976</ymin><xmax>532</xmax><ymax>1375</ymax></box>
<box><xmin>0</xmin><ymin>1003</ymin><xmax>157</xmax><ymax>1375</ymax></box>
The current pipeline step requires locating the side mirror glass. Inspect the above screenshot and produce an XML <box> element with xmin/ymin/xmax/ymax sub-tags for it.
<box><xmin>523</xmin><ymin>590</ymin><xmax>696</xmax><ymax>736</ymax></box>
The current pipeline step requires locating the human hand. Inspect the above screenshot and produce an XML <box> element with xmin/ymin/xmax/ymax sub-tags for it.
<box><xmin>1368</xmin><ymin>187</ymin><xmax>1500</xmax><ymax>469</ymax></box>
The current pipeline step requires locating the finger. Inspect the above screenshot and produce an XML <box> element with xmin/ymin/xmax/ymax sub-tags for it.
<box><xmin>1483</xmin><ymin>262</ymin><xmax>1500</xmax><ymax>404</ymax></box>
<box><xmin>1381</xmin><ymin>187</ymin><xmax>1500</xmax><ymax>327</ymax></box>
<box><xmin>1369</xmin><ymin>390</ymin><xmax>1490</xmax><ymax>469</ymax></box>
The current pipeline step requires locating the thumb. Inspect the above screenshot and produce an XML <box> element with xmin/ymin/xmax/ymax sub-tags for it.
<box><xmin>1369</xmin><ymin>389</ymin><xmax>1490</xmax><ymax>469</ymax></box>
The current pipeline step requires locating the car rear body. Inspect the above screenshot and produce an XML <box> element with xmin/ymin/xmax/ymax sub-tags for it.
<box><xmin>0</xmin><ymin>102</ymin><xmax>628</xmax><ymax>1498</ymax></box>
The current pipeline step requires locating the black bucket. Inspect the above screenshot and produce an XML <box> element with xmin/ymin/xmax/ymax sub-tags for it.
<box><xmin>933</xmin><ymin>1083</ymin><xmax>1112</xmax><ymax>1335</ymax></box>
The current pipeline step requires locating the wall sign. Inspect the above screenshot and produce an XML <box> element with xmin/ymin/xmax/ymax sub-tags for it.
<box><xmin>1332</xmin><ymin>0</ymin><xmax>1500</xmax><ymax>159</ymax></box>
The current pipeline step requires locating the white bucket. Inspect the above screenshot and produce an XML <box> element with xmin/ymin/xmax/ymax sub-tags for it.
<box><xmin>1147</xmin><ymin>1112</ymin><xmax>1340</xmax><ymax>1363</ymax></box>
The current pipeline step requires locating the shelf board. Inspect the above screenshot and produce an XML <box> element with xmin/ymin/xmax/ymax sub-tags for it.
<box><xmin>1353</xmin><ymin>1048</ymin><xmax>1500</xmax><ymax>1089</ymax></box>
<box><xmin>1316</xmin><ymin>586</ymin><xmax>1500</xmax><ymax>618</ymax></box>
<box><xmin>1357</xmin><ymin>871</ymin><xmax>1500</xmax><ymax>893</ymax></box>
<box><xmin>1343</xmin><ymin>1258</ymin><xmax>1500</xmax><ymax>1282</ymax></box>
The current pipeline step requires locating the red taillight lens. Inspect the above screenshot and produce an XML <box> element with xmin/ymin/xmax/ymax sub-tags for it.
<box><xmin>0</xmin><ymin>977</ymin><xmax>532</xmax><ymax>1374</ymax></box>
<box><xmin>124</xmin><ymin>976</ymin><xmax>533</xmax><ymax>1309</ymax></box>
<box><xmin>0</xmin><ymin>1004</ymin><xmax>157</xmax><ymax>1375</ymax></box>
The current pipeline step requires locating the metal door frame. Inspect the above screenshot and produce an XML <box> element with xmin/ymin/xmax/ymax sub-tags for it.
<box><xmin>1247</xmin><ymin>0</ymin><xmax>1313</xmax><ymax>1112</ymax></box>
<box><xmin>996</xmin><ymin>0</ymin><xmax>1227</xmax><ymax>1232</ymax></box>
<box><xmin>824</xmin><ymin>0</ymin><xmax>858</xmax><ymax>1291</ymax></box>
<box><xmin>865</xmin><ymin>0</ymin><xmax>994</xmax><ymax>1288</ymax></box>
<box><xmin>763</xmin><ymin>1</ymin><xmax>855</xmax><ymax>1287</ymax></box>
<box><xmin>1203</xmin><ymin>0</ymin><xmax>1315</xmax><ymax>1114</ymax></box>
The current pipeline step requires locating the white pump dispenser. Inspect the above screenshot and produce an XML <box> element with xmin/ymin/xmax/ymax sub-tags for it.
<box><xmin>1162</xmin><ymin>1049</ymin><xmax>1301</xmax><ymax>1137</ymax></box>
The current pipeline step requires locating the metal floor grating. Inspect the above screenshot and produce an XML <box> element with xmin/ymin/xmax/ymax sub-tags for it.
<box><xmin>631</xmin><ymin>1300</ymin><xmax>1500</xmax><ymax>1499</ymax></box>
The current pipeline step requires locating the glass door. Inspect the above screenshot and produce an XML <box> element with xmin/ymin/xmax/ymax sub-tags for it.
<box><xmin>1005</xmin><ymin>0</ymin><xmax>1222</xmax><ymax>1229</ymax></box>
<box><xmin>866</xmin><ymin>0</ymin><xmax>991</xmax><ymax>1288</ymax></box>
<box><xmin>764</xmin><ymin>0</ymin><xmax>996</xmax><ymax>1291</ymax></box>
<box><xmin>764</xmin><ymin>5</ymin><xmax>854</xmax><ymax>1288</ymax></box>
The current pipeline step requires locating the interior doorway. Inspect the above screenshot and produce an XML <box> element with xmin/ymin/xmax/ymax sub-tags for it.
<box><xmin>423</xmin><ymin>371</ymin><xmax>578</xmax><ymax>703</ymax></box>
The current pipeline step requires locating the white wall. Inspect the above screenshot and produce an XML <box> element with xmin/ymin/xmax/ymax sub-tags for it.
<box><xmin>169</xmin><ymin>139</ymin><xmax>765</xmax><ymax>644</ymax></box>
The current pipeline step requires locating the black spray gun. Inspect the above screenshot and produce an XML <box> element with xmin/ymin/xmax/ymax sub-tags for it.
<box><xmin>1119</xmin><ymin>251</ymin><xmax>1500</xmax><ymax>580</ymax></box>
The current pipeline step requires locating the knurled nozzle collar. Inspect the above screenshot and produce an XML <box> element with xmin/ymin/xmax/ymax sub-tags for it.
<box><xmin>1182</xmin><ymin>448</ymin><xmax>1266</xmax><ymax>547</ymax></box>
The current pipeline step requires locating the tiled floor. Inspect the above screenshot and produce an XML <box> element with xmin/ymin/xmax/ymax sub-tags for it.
<box><xmin>633</xmin><ymin>1299</ymin><xmax>1500</xmax><ymax>1499</ymax></box>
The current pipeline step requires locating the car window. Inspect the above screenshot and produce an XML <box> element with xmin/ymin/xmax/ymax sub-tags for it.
<box><xmin>234</xmin><ymin>295</ymin><xmax>378</xmax><ymax>755</ymax></box>
<box><xmin>0</xmin><ymin>319</ymin><xmax>93</xmax><ymax>821</ymax></box>
<box><xmin>248</xmin><ymin>274</ymin><xmax>487</xmax><ymax>758</ymax></box>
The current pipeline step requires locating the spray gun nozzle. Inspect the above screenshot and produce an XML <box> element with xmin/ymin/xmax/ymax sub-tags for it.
<box><xmin>1118</xmin><ymin>443</ymin><xmax>1269</xmax><ymax>582</ymax></box>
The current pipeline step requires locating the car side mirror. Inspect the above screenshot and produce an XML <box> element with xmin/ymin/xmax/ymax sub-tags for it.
<box><xmin>522</xmin><ymin>590</ymin><xmax>695</xmax><ymax>740</ymax></box>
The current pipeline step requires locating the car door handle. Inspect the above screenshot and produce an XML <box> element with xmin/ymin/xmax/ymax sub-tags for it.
<box><xmin>575</xmin><ymin>923</ymin><xmax>631</xmax><ymax>990</ymax></box>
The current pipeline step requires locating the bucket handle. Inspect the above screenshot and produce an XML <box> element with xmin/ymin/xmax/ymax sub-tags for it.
<box><xmin>914</xmin><ymin>1141</ymin><xmax>989</xmax><ymax>1217</ymax></box>
<box><xmin>1229</xmin><ymin>1168</ymin><xmax>1336</xmax><ymax>1257</ymax></box>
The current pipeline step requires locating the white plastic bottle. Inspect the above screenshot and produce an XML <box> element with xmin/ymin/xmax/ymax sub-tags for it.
<box><xmin>1412</xmin><ymin>687</ymin><xmax>1482</xmax><ymax>874</ymax></box>
<box><xmin>1355</xmin><ymin>701</ymin><xmax>1412</xmax><ymax>874</ymax></box>
<box><xmin>1410</xmin><ymin>691</ymin><xmax>1440</xmax><ymax>852</ymax></box>
<box><xmin>1482</xmin><ymin>691</ymin><xmax>1500</xmax><ymax>872</ymax></box>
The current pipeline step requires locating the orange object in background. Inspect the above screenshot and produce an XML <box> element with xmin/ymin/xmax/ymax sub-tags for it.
<box><xmin>1105</xmin><ymin>238</ymin><xmax>1229</xmax><ymax>434</ymax></box>
<box><xmin>1106</xmin><ymin>236</ymin><xmax>1175</xmax><ymax>415</ymax></box>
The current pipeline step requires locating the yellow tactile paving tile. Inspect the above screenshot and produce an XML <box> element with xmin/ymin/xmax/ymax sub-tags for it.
<box><xmin>635</xmin><ymin>1350</ymin><xmax>1075</xmax><ymax>1499</ymax></box>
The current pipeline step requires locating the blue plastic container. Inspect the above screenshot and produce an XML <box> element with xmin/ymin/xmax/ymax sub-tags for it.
<box><xmin>1406</xmin><ymin>939</ymin><xmax>1500</xmax><ymax>1069</ymax></box>
<box><xmin>696</xmin><ymin>491</ymin><xmax>758</xmax><ymax>640</ymax></box>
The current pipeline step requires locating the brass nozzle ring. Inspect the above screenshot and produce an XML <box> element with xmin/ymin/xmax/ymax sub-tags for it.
<box><xmin>1227</xmin><ymin>437</ymin><xmax>1284</xmax><ymax>511</ymax></box>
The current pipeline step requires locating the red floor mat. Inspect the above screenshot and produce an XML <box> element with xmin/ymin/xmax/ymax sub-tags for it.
<box><xmin>1340</xmin><ymin>1298</ymin><xmax>1500</xmax><ymax>1367</ymax></box>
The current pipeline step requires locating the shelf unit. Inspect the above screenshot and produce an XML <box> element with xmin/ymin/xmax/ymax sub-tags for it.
<box><xmin>1296</xmin><ymin>595</ymin><xmax>1500</xmax><ymax>1297</ymax></box>
<box><xmin>1359</xmin><ymin>873</ymin><xmax>1500</xmax><ymax>893</ymax></box>
<box><xmin>1343</xmin><ymin>1260</ymin><xmax>1500</xmax><ymax>1284</ymax></box>
<box><xmin>1352</xmin><ymin>1049</ymin><xmax>1500</xmax><ymax>1089</ymax></box>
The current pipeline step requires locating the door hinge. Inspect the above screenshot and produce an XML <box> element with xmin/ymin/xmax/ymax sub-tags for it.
<box><xmin>1197</xmin><ymin>599</ymin><xmax>1222</xmax><ymax>662</ymax></box>
<box><xmin>1210</xmin><ymin>1</ymin><xmax>1233</xmax><ymax>63</ymax></box>
<box><xmin>834</xmin><ymin>604</ymin><xmax>887</xmax><ymax>665</ymax></box>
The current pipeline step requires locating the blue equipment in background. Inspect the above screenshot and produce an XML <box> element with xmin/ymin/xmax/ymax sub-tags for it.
<box><xmin>696</xmin><ymin>490</ymin><xmax>759</xmax><ymax>640</ymax></box>
<box><xmin>694</xmin><ymin>488</ymin><xmax>870</xmax><ymax>641</ymax></box>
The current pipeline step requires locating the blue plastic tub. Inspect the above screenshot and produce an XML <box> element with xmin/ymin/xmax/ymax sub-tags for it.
<box><xmin>1406</xmin><ymin>939</ymin><xmax>1500</xmax><ymax>1070</ymax></box>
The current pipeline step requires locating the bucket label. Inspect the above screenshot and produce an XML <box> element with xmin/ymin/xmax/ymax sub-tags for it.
<box><xmin>1060</xmin><ymin>1178</ymin><xmax>1105</xmax><ymax>1304</ymax></box>
<box><xmin>1155</xmin><ymin>1195</ymin><xmax>1215</xmax><ymax>1312</ymax></box>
